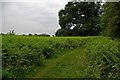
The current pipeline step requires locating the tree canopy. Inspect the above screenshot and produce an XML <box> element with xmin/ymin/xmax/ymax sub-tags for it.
<box><xmin>56</xmin><ymin>1</ymin><xmax>102</xmax><ymax>36</ymax></box>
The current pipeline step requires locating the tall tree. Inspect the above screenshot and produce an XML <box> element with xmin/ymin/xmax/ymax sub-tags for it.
<box><xmin>56</xmin><ymin>1</ymin><xmax>102</xmax><ymax>36</ymax></box>
<box><xmin>101</xmin><ymin>2</ymin><xmax>120</xmax><ymax>38</ymax></box>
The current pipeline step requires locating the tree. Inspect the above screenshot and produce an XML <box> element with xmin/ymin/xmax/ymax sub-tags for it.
<box><xmin>7</xmin><ymin>30</ymin><xmax>15</xmax><ymax>35</ymax></box>
<box><xmin>101</xmin><ymin>2</ymin><xmax>120</xmax><ymax>38</ymax></box>
<box><xmin>55</xmin><ymin>29</ymin><xmax>72</xmax><ymax>36</ymax></box>
<box><xmin>56</xmin><ymin>1</ymin><xmax>102</xmax><ymax>36</ymax></box>
<box><xmin>0</xmin><ymin>33</ymin><xmax>5</xmax><ymax>35</ymax></box>
<box><xmin>28</xmin><ymin>33</ymin><xmax>32</xmax><ymax>36</ymax></box>
<box><xmin>38</xmin><ymin>34</ymin><xmax>50</xmax><ymax>37</ymax></box>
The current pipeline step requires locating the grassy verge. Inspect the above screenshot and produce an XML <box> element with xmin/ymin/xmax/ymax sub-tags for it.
<box><xmin>31</xmin><ymin>48</ymin><xmax>88</xmax><ymax>78</ymax></box>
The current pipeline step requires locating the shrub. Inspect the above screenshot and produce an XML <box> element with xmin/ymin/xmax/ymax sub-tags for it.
<box><xmin>85</xmin><ymin>37</ymin><xmax>120</xmax><ymax>79</ymax></box>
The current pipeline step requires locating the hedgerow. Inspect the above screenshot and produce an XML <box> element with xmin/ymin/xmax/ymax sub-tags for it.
<box><xmin>85</xmin><ymin>37</ymin><xmax>120</xmax><ymax>79</ymax></box>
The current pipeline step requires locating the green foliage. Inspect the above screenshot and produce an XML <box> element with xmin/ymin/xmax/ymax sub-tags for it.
<box><xmin>42</xmin><ymin>47</ymin><xmax>54</xmax><ymax>58</ymax></box>
<box><xmin>101</xmin><ymin>2</ymin><xmax>120</xmax><ymax>38</ymax></box>
<box><xmin>56</xmin><ymin>2</ymin><xmax>102</xmax><ymax>36</ymax></box>
<box><xmin>55</xmin><ymin>29</ymin><xmax>73</xmax><ymax>36</ymax></box>
<box><xmin>6</xmin><ymin>30</ymin><xmax>16</xmax><ymax>35</ymax></box>
<box><xmin>0</xmin><ymin>33</ymin><xmax>5</xmax><ymax>35</ymax></box>
<box><xmin>0</xmin><ymin>36</ymin><xmax>2</xmax><ymax>78</ymax></box>
<box><xmin>22</xmin><ymin>33</ymin><xmax>50</xmax><ymax>37</ymax></box>
<box><xmin>2</xmin><ymin>35</ymin><xmax>88</xmax><ymax>78</ymax></box>
<box><xmin>2</xmin><ymin>36</ymin><xmax>120</xmax><ymax>78</ymax></box>
<box><xmin>85</xmin><ymin>37</ymin><xmax>120</xmax><ymax>79</ymax></box>
<box><xmin>38</xmin><ymin>34</ymin><xmax>50</xmax><ymax>37</ymax></box>
<box><xmin>28</xmin><ymin>33</ymin><xmax>32</xmax><ymax>36</ymax></box>
<box><xmin>28</xmin><ymin>34</ymin><xmax>50</xmax><ymax>37</ymax></box>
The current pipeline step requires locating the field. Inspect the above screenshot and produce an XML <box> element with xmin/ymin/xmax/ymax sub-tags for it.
<box><xmin>2</xmin><ymin>36</ymin><xmax>120</xmax><ymax>79</ymax></box>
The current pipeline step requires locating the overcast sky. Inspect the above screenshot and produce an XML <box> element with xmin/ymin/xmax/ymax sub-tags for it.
<box><xmin>1</xmin><ymin>0</ymin><xmax>70</xmax><ymax>35</ymax></box>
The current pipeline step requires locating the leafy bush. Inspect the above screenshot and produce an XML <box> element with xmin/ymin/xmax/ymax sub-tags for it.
<box><xmin>42</xmin><ymin>47</ymin><xmax>54</xmax><ymax>58</ymax></box>
<box><xmin>85</xmin><ymin>37</ymin><xmax>120</xmax><ymax>79</ymax></box>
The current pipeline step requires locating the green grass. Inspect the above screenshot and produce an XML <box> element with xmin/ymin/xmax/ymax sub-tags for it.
<box><xmin>31</xmin><ymin>48</ymin><xmax>88</xmax><ymax>78</ymax></box>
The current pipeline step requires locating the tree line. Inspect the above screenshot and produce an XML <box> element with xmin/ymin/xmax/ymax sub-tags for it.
<box><xmin>0</xmin><ymin>30</ymin><xmax>51</xmax><ymax>37</ymax></box>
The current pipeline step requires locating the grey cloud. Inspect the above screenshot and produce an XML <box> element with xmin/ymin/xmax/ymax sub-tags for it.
<box><xmin>2</xmin><ymin>0</ymin><xmax>69</xmax><ymax>35</ymax></box>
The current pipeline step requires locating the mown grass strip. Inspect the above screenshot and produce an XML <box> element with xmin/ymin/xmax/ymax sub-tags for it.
<box><xmin>32</xmin><ymin>48</ymin><xmax>88</xmax><ymax>78</ymax></box>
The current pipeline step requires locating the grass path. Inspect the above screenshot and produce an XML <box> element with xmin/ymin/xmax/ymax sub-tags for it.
<box><xmin>31</xmin><ymin>48</ymin><xmax>88</xmax><ymax>78</ymax></box>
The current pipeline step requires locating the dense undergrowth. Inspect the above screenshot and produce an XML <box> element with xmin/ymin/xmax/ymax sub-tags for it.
<box><xmin>2</xmin><ymin>36</ymin><xmax>88</xmax><ymax>78</ymax></box>
<box><xmin>2</xmin><ymin>36</ymin><xmax>120</xmax><ymax>78</ymax></box>
<box><xmin>85</xmin><ymin>37</ymin><xmax>120</xmax><ymax>79</ymax></box>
